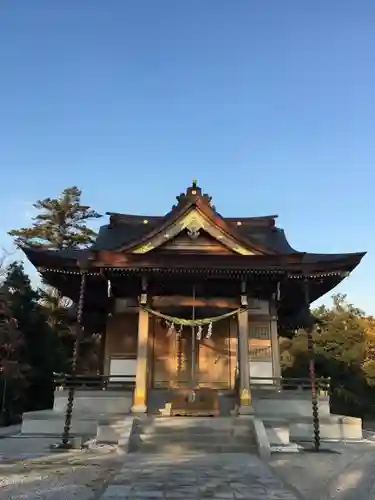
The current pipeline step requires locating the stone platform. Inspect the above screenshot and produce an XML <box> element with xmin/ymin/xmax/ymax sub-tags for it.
<box><xmin>21</xmin><ymin>390</ymin><xmax>133</xmax><ymax>436</ymax></box>
<box><xmin>21</xmin><ymin>388</ymin><xmax>363</xmax><ymax>454</ymax></box>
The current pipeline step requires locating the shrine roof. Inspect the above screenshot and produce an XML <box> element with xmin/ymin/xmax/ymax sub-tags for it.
<box><xmin>90</xmin><ymin>220</ymin><xmax>295</xmax><ymax>255</ymax></box>
<box><xmin>90</xmin><ymin>181</ymin><xmax>290</xmax><ymax>255</ymax></box>
<box><xmin>22</xmin><ymin>245</ymin><xmax>365</xmax><ymax>274</ymax></box>
<box><xmin>19</xmin><ymin>181</ymin><xmax>366</xmax><ymax>280</ymax></box>
<box><xmin>21</xmin><ymin>246</ymin><xmax>365</xmax><ymax>313</ymax></box>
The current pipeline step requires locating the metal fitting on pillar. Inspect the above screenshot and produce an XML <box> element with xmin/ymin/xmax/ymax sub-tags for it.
<box><xmin>139</xmin><ymin>275</ymin><xmax>148</xmax><ymax>305</ymax></box>
<box><xmin>240</xmin><ymin>280</ymin><xmax>248</xmax><ymax>307</ymax></box>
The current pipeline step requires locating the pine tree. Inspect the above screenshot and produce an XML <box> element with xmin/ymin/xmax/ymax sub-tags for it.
<box><xmin>8</xmin><ymin>187</ymin><xmax>102</xmax><ymax>377</ymax></box>
<box><xmin>8</xmin><ymin>186</ymin><xmax>101</xmax><ymax>249</ymax></box>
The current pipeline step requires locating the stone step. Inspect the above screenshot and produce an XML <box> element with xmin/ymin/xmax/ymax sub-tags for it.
<box><xmin>137</xmin><ymin>426</ymin><xmax>254</xmax><ymax>436</ymax></box>
<box><xmin>139</xmin><ymin>422</ymin><xmax>253</xmax><ymax>430</ymax></box>
<box><xmin>127</xmin><ymin>417</ymin><xmax>257</xmax><ymax>454</ymax></box>
<box><xmin>97</xmin><ymin>420</ymin><xmax>133</xmax><ymax>444</ymax></box>
<box><xmin>135</xmin><ymin>434</ymin><xmax>254</xmax><ymax>445</ymax></box>
<box><xmin>128</xmin><ymin>442</ymin><xmax>257</xmax><ymax>454</ymax></box>
<box><xmin>139</xmin><ymin>416</ymin><xmax>247</xmax><ymax>425</ymax></box>
<box><xmin>137</xmin><ymin>418</ymin><xmax>253</xmax><ymax>431</ymax></box>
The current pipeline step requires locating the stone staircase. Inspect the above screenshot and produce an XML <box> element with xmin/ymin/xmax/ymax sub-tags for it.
<box><xmin>125</xmin><ymin>417</ymin><xmax>257</xmax><ymax>454</ymax></box>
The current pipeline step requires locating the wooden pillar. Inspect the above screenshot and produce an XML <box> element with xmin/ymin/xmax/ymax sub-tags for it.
<box><xmin>237</xmin><ymin>307</ymin><xmax>253</xmax><ymax>414</ymax></box>
<box><xmin>132</xmin><ymin>307</ymin><xmax>150</xmax><ymax>413</ymax></box>
<box><xmin>270</xmin><ymin>301</ymin><xmax>281</xmax><ymax>382</ymax></box>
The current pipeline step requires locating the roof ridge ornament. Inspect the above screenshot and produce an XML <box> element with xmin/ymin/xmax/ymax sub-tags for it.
<box><xmin>173</xmin><ymin>180</ymin><xmax>214</xmax><ymax>210</ymax></box>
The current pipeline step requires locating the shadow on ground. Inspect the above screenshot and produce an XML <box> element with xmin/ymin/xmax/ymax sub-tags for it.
<box><xmin>270</xmin><ymin>440</ymin><xmax>375</xmax><ymax>500</ymax></box>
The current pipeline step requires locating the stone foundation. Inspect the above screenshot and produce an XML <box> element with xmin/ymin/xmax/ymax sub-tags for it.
<box><xmin>53</xmin><ymin>390</ymin><xmax>133</xmax><ymax>414</ymax></box>
<box><xmin>253</xmin><ymin>392</ymin><xmax>330</xmax><ymax>418</ymax></box>
<box><xmin>21</xmin><ymin>390</ymin><xmax>133</xmax><ymax>436</ymax></box>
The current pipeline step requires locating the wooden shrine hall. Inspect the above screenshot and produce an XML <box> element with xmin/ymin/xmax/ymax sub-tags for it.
<box><xmin>22</xmin><ymin>181</ymin><xmax>365</xmax><ymax>419</ymax></box>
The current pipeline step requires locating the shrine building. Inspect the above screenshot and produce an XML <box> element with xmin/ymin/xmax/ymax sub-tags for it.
<box><xmin>20</xmin><ymin>181</ymin><xmax>365</xmax><ymax>447</ymax></box>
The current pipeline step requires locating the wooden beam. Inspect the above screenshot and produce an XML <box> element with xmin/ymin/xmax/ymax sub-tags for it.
<box><xmin>152</xmin><ymin>295</ymin><xmax>239</xmax><ymax>309</ymax></box>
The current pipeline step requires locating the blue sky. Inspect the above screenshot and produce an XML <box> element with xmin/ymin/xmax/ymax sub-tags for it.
<box><xmin>0</xmin><ymin>1</ymin><xmax>374</xmax><ymax>312</ymax></box>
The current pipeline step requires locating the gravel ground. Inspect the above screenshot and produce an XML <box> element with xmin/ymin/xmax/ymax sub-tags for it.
<box><xmin>269</xmin><ymin>435</ymin><xmax>375</xmax><ymax>500</ymax></box>
<box><xmin>2</xmin><ymin>432</ymin><xmax>375</xmax><ymax>499</ymax></box>
<box><xmin>0</xmin><ymin>436</ymin><xmax>122</xmax><ymax>500</ymax></box>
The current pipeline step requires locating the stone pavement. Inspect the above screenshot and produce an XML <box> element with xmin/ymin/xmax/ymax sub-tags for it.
<box><xmin>100</xmin><ymin>453</ymin><xmax>302</xmax><ymax>499</ymax></box>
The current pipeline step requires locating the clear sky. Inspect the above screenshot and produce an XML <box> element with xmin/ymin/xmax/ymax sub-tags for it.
<box><xmin>0</xmin><ymin>1</ymin><xmax>374</xmax><ymax>313</ymax></box>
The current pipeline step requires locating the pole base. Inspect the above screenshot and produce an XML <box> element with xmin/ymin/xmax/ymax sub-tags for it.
<box><xmin>238</xmin><ymin>405</ymin><xmax>254</xmax><ymax>415</ymax></box>
<box><xmin>50</xmin><ymin>436</ymin><xmax>84</xmax><ymax>451</ymax></box>
<box><xmin>50</xmin><ymin>441</ymin><xmax>74</xmax><ymax>451</ymax></box>
<box><xmin>131</xmin><ymin>404</ymin><xmax>147</xmax><ymax>414</ymax></box>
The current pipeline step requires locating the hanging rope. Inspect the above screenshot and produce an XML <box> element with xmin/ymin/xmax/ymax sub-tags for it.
<box><xmin>142</xmin><ymin>305</ymin><xmax>245</xmax><ymax>326</ymax></box>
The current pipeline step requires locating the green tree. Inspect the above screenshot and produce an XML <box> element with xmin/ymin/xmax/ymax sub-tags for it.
<box><xmin>8</xmin><ymin>186</ymin><xmax>101</xmax><ymax>249</ymax></box>
<box><xmin>3</xmin><ymin>262</ymin><xmax>65</xmax><ymax>411</ymax></box>
<box><xmin>360</xmin><ymin>315</ymin><xmax>375</xmax><ymax>389</ymax></box>
<box><xmin>0</xmin><ymin>289</ymin><xmax>29</xmax><ymax>423</ymax></box>
<box><xmin>280</xmin><ymin>293</ymin><xmax>370</xmax><ymax>417</ymax></box>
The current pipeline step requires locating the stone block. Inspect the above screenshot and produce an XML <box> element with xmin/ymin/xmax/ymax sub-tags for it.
<box><xmin>265</xmin><ymin>425</ymin><xmax>290</xmax><ymax>446</ymax></box>
<box><xmin>21</xmin><ymin>410</ymin><xmax>98</xmax><ymax>436</ymax></box>
<box><xmin>253</xmin><ymin>395</ymin><xmax>330</xmax><ymax>418</ymax></box>
<box><xmin>289</xmin><ymin>415</ymin><xmax>363</xmax><ymax>441</ymax></box>
<box><xmin>252</xmin><ymin>418</ymin><xmax>271</xmax><ymax>460</ymax></box>
<box><xmin>53</xmin><ymin>390</ymin><xmax>133</xmax><ymax>414</ymax></box>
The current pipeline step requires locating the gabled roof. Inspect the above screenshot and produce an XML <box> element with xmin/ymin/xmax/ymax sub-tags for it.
<box><xmin>91</xmin><ymin>181</ymin><xmax>296</xmax><ymax>255</ymax></box>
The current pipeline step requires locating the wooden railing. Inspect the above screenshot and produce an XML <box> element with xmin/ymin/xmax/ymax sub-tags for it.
<box><xmin>249</xmin><ymin>345</ymin><xmax>272</xmax><ymax>360</ymax></box>
<box><xmin>53</xmin><ymin>373</ymin><xmax>135</xmax><ymax>391</ymax></box>
<box><xmin>249</xmin><ymin>376</ymin><xmax>331</xmax><ymax>395</ymax></box>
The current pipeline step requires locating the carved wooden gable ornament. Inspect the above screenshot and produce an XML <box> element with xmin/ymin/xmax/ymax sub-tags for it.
<box><xmin>130</xmin><ymin>181</ymin><xmax>260</xmax><ymax>256</ymax></box>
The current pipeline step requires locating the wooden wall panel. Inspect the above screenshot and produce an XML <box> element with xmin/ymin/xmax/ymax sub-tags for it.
<box><xmin>151</xmin><ymin>318</ymin><xmax>178</xmax><ymax>388</ymax></box>
<box><xmin>155</xmin><ymin>231</ymin><xmax>234</xmax><ymax>255</ymax></box>
<box><xmin>197</xmin><ymin>318</ymin><xmax>233</xmax><ymax>388</ymax></box>
<box><xmin>104</xmin><ymin>313</ymin><xmax>138</xmax><ymax>374</ymax></box>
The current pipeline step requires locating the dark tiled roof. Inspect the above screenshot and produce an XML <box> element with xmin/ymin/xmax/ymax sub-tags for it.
<box><xmin>301</xmin><ymin>252</ymin><xmax>366</xmax><ymax>271</ymax></box>
<box><xmin>91</xmin><ymin>223</ymin><xmax>159</xmax><ymax>251</ymax></box>
<box><xmin>21</xmin><ymin>247</ymin><xmax>87</xmax><ymax>268</ymax></box>
<box><xmin>91</xmin><ymin>216</ymin><xmax>297</xmax><ymax>254</ymax></box>
<box><xmin>235</xmin><ymin>226</ymin><xmax>297</xmax><ymax>254</ymax></box>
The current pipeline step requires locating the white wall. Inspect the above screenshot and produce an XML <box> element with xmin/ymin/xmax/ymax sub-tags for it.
<box><xmin>109</xmin><ymin>358</ymin><xmax>137</xmax><ymax>382</ymax></box>
<box><xmin>249</xmin><ymin>360</ymin><xmax>273</xmax><ymax>384</ymax></box>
